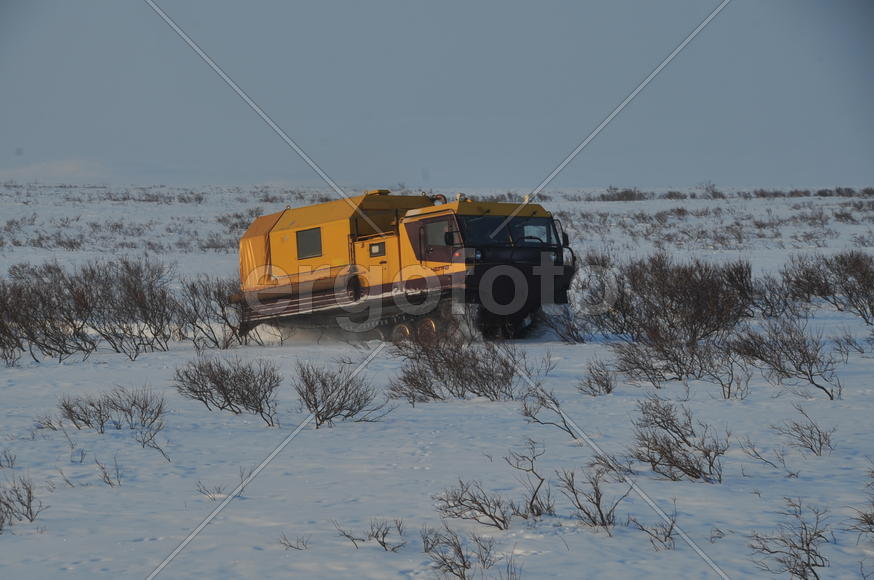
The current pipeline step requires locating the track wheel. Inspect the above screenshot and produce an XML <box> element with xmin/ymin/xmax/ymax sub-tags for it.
<box><xmin>416</xmin><ymin>317</ymin><xmax>439</xmax><ymax>343</ymax></box>
<box><xmin>390</xmin><ymin>322</ymin><xmax>414</xmax><ymax>344</ymax></box>
<box><xmin>363</xmin><ymin>327</ymin><xmax>386</xmax><ymax>342</ymax></box>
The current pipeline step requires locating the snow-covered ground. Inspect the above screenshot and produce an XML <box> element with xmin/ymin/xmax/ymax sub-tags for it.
<box><xmin>1</xmin><ymin>182</ymin><xmax>873</xmax><ymax>579</ymax></box>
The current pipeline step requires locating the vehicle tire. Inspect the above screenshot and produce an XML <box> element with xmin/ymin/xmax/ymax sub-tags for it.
<box><xmin>416</xmin><ymin>317</ymin><xmax>438</xmax><ymax>343</ymax></box>
<box><xmin>391</xmin><ymin>322</ymin><xmax>414</xmax><ymax>344</ymax></box>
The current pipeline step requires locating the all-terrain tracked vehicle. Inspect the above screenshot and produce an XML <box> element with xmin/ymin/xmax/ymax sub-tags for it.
<box><xmin>237</xmin><ymin>190</ymin><xmax>575</xmax><ymax>340</ymax></box>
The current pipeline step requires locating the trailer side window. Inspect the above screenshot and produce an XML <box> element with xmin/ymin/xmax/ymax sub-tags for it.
<box><xmin>296</xmin><ymin>227</ymin><xmax>322</xmax><ymax>259</ymax></box>
<box><xmin>369</xmin><ymin>241</ymin><xmax>385</xmax><ymax>257</ymax></box>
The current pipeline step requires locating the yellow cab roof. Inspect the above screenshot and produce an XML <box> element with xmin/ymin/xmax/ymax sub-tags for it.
<box><xmin>241</xmin><ymin>192</ymin><xmax>552</xmax><ymax>240</ymax></box>
<box><xmin>271</xmin><ymin>195</ymin><xmax>364</xmax><ymax>231</ymax></box>
<box><xmin>273</xmin><ymin>191</ymin><xmax>434</xmax><ymax>232</ymax></box>
<box><xmin>242</xmin><ymin>191</ymin><xmax>435</xmax><ymax>239</ymax></box>
<box><xmin>403</xmin><ymin>198</ymin><xmax>552</xmax><ymax>219</ymax></box>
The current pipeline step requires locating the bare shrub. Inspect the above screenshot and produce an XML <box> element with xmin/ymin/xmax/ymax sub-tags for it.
<box><xmin>731</xmin><ymin>317</ymin><xmax>843</xmax><ymax>400</ymax></box>
<box><xmin>433</xmin><ymin>480</ymin><xmax>512</xmax><ymax>530</ymax></box>
<box><xmin>577</xmin><ymin>358</ymin><xmax>616</xmax><ymax>396</ymax></box>
<box><xmin>368</xmin><ymin>519</ymin><xmax>407</xmax><ymax>552</ymax></box>
<box><xmin>421</xmin><ymin>523</ymin><xmax>502</xmax><ymax>579</ymax></box>
<box><xmin>333</xmin><ymin>521</ymin><xmax>367</xmax><ymax>548</ymax></box>
<box><xmin>613</xmin><ymin>340</ymin><xmax>705</xmax><ymax>388</ymax></box>
<box><xmin>556</xmin><ymin>468</ymin><xmax>631</xmax><ymax>535</ymax></box>
<box><xmin>105</xmin><ymin>386</ymin><xmax>162</xmax><ymax>429</ymax></box>
<box><xmin>520</xmin><ymin>388</ymin><xmax>575</xmax><ymax>438</ymax></box>
<box><xmin>195</xmin><ymin>480</ymin><xmax>225</xmax><ymax>501</ymax></box>
<box><xmin>0</xmin><ymin>449</ymin><xmax>15</xmax><ymax>469</ymax></box>
<box><xmin>109</xmin><ymin>386</ymin><xmax>160</xmax><ymax>425</ymax></box>
<box><xmin>95</xmin><ymin>456</ymin><xmax>122</xmax><ymax>487</ymax></box>
<box><xmin>108</xmin><ymin>386</ymin><xmax>169</xmax><ymax>459</ymax></box>
<box><xmin>541</xmin><ymin>252</ymin><xmax>616</xmax><ymax>343</ymax></box>
<box><xmin>216</xmin><ymin>207</ymin><xmax>262</xmax><ymax>235</ymax></box>
<box><xmin>177</xmin><ymin>276</ymin><xmax>246</xmax><ymax>350</ymax></box>
<box><xmin>0</xmin><ymin>475</ymin><xmax>47</xmax><ymax>522</ymax></box>
<box><xmin>0</xmin><ymin>315</ymin><xmax>22</xmax><ymax>366</ymax></box>
<box><xmin>600</xmin><ymin>255</ymin><xmax>752</xmax><ymax>384</ymax></box>
<box><xmin>771</xmin><ymin>405</ymin><xmax>835</xmax><ymax>457</ymax></box>
<box><xmin>833</xmin><ymin>329</ymin><xmax>864</xmax><ymax>364</ymax></box>
<box><xmin>198</xmin><ymin>232</ymin><xmax>236</xmax><ymax>252</ymax></box>
<box><xmin>79</xmin><ymin>257</ymin><xmax>178</xmax><ymax>359</ymax></box>
<box><xmin>611</xmin><ymin>342</ymin><xmax>665</xmax><ymax>389</ymax></box>
<box><xmin>59</xmin><ymin>393</ymin><xmax>114</xmax><ymax>433</ymax></box>
<box><xmin>279</xmin><ymin>532</ymin><xmax>310</xmax><ymax>551</ymax></box>
<box><xmin>174</xmin><ymin>357</ymin><xmax>281</xmax><ymax>426</ymax></box>
<box><xmin>739</xmin><ymin>437</ymin><xmax>798</xmax><ymax>477</ymax></box>
<box><xmin>292</xmin><ymin>361</ymin><xmax>387</xmax><ymax>428</ymax></box>
<box><xmin>56</xmin><ymin>468</ymin><xmax>75</xmax><ymax>488</ymax></box>
<box><xmin>753</xmin><ymin>274</ymin><xmax>801</xmax><ymax>319</ymax></box>
<box><xmin>723</xmin><ymin>259</ymin><xmax>757</xmax><ymax>314</ymax></box>
<box><xmin>823</xmin><ymin>251</ymin><xmax>874</xmax><ymax>324</ymax></box>
<box><xmin>700</xmin><ymin>181</ymin><xmax>725</xmax><ymax>199</ymax></box>
<box><xmin>849</xmin><ymin>497</ymin><xmax>874</xmax><ymax>544</ymax></box>
<box><xmin>0</xmin><ymin>496</ymin><xmax>10</xmax><ymax>533</ymax></box>
<box><xmin>595</xmin><ymin>187</ymin><xmax>649</xmax><ymax>202</ymax></box>
<box><xmin>781</xmin><ymin>255</ymin><xmax>832</xmax><ymax>303</ymax></box>
<box><xmin>698</xmin><ymin>342</ymin><xmax>752</xmax><ymax>400</ymax></box>
<box><xmin>389</xmin><ymin>333</ymin><xmax>525</xmax><ymax>404</ymax></box>
<box><xmin>628</xmin><ymin>499</ymin><xmax>679</xmax><ymax>550</ymax></box>
<box><xmin>848</xmin><ymin>472</ymin><xmax>874</xmax><ymax>548</ymax></box>
<box><xmin>587</xmin><ymin>452</ymin><xmax>634</xmax><ymax>478</ymax></box>
<box><xmin>504</xmin><ymin>440</ymin><xmax>554</xmax><ymax>519</ymax></box>
<box><xmin>661</xmin><ymin>190</ymin><xmax>688</xmax><ymax>200</ymax></box>
<box><xmin>468</xmin><ymin>532</ymin><xmax>498</xmax><ymax>570</ymax></box>
<box><xmin>598</xmin><ymin>254</ymin><xmax>752</xmax><ymax>344</ymax></box>
<box><xmin>387</xmin><ymin>355</ymin><xmax>443</xmax><ymax>405</ymax></box>
<box><xmin>34</xmin><ymin>414</ymin><xmax>60</xmax><ymax>431</ymax></box>
<box><xmin>782</xmin><ymin>251</ymin><xmax>874</xmax><ymax>324</ymax></box>
<box><xmin>1</xmin><ymin>259</ymin><xmax>185</xmax><ymax>363</ymax></box>
<box><xmin>498</xmin><ymin>554</ymin><xmax>524</xmax><ymax>580</ymax></box>
<box><xmin>3</xmin><ymin>263</ymin><xmax>98</xmax><ymax>362</ymax></box>
<box><xmin>541</xmin><ymin>303</ymin><xmax>592</xmax><ymax>344</ymax></box>
<box><xmin>0</xmin><ymin>278</ymin><xmax>40</xmax><ymax>364</ymax></box>
<box><xmin>630</xmin><ymin>396</ymin><xmax>729</xmax><ymax>483</ymax></box>
<box><xmin>56</xmin><ymin>386</ymin><xmax>169</xmax><ymax>457</ymax></box>
<box><xmin>234</xmin><ymin>465</ymin><xmax>256</xmax><ymax>498</ymax></box>
<box><xmin>750</xmin><ymin>498</ymin><xmax>831</xmax><ymax>579</ymax></box>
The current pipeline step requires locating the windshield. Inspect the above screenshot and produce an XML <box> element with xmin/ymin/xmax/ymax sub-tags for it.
<box><xmin>457</xmin><ymin>215</ymin><xmax>558</xmax><ymax>247</ymax></box>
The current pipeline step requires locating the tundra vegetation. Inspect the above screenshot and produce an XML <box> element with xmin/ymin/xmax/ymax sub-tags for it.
<box><xmin>2</xmin><ymin>183</ymin><xmax>874</xmax><ymax>577</ymax></box>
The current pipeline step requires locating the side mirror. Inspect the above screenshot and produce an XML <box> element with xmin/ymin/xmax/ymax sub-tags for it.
<box><xmin>444</xmin><ymin>231</ymin><xmax>462</xmax><ymax>246</ymax></box>
<box><xmin>561</xmin><ymin>231</ymin><xmax>570</xmax><ymax>247</ymax></box>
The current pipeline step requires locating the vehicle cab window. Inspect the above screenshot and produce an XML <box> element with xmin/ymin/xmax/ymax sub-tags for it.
<box><xmin>420</xmin><ymin>217</ymin><xmax>454</xmax><ymax>262</ymax></box>
<box><xmin>520</xmin><ymin>222</ymin><xmax>552</xmax><ymax>244</ymax></box>
<box><xmin>424</xmin><ymin>219</ymin><xmax>450</xmax><ymax>248</ymax></box>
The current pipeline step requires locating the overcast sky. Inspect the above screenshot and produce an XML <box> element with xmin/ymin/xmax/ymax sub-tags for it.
<box><xmin>1</xmin><ymin>0</ymin><xmax>872</xmax><ymax>191</ymax></box>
